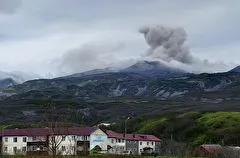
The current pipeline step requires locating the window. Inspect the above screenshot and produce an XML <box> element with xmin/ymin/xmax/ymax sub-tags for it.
<box><xmin>111</xmin><ymin>139</ymin><xmax>114</xmax><ymax>143</ymax></box>
<box><xmin>117</xmin><ymin>139</ymin><xmax>122</xmax><ymax>143</ymax></box>
<box><xmin>13</xmin><ymin>137</ymin><xmax>18</xmax><ymax>142</ymax></box>
<box><xmin>72</xmin><ymin>136</ymin><xmax>75</xmax><ymax>140</ymax></box>
<box><xmin>4</xmin><ymin>137</ymin><xmax>8</xmax><ymax>142</ymax></box>
<box><xmin>32</xmin><ymin>136</ymin><xmax>37</xmax><ymax>141</ymax></box>
<box><xmin>140</xmin><ymin>141</ymin><xmax>142</xmax><ymax>145</ymax></box>
<box><xmin>71</xmin><ymin>146</ymin><xmax>75</xmax><ymax>151</ymax></box>
<box><xmin>82</xmin><ymin>136</ymin><xmax>88</xmax><ymax>141</ymax></box>
<box><xmin>22</xmin><ymin>146</ymin><xmax>27</xmax><ymax>152</ymax></box>
<box><xmin>62</xmin><ymin>146</ymin><xmax>66</xmax><ymax>151</ymax></box>
<box><xmin>62</xmin><ymin>136</ymin><xmax>66</xmax><ymax>141</ymax></box>
<box><xmin>152</xmin><ymin>142</ymin><xmax>154</xmax><ymax>145</ymax></box>
<box><xmin>23</xmin><ymin>137</ymin><xmax>27</xmax><ymax>142</ymax></box>
<box><xmin>13</xmin><ymin>147</ymin><xmax>17</xmax><ymax>153</ymax></box>
<box><xmin>4</xmin><ymin>147</ymin><xmax>8</xmax><ymax>152</ymax></box>
<box><xmin>147</xmin><ymin>142</ymin><xmax>149</xmax><ymax>145</ymax></box>
<box><xmin>32</xmin><ymin>146</ymin><xmax>36</xmax><ymax>151</ymax></box>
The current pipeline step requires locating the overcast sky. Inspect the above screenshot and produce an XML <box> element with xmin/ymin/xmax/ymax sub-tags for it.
<box><xmin>0</xmin><ymin>0</ymin><xmax>239</xmax><ymax>77</ymax></box>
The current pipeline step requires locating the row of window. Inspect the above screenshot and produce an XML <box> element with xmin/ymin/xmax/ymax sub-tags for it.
<box><xmin>4</xmin><ymin>137</ymin><xmax>27</xmax><ymax>143</ymax></box>
<box><xmin>113</xmin><ymin>139</ymin><xmax>125</xmax><ymax>143</ymax></box>
<box><xmin>62</xmin><ymin>136</ymin><xmax>88</xmax><ymax>141</ymax></box>
<box><xmin>139</xmin><ymin>141</ymin><xmax>154</xmax><ymax>146</ymax></box>
<box><xmin>4</xmin><ymin>146</ymin><xmax>26</xmax><ymax>153</ymax></box>
<box><xmin>61</xmin><ymin>146</ymin><xmax>75</xmax><ymax>152</ymax></box>
<box><xmin>140</xmin><ymin>142</ymin><xmax>154</xmax><ymax>145</ymax></box>
<box><xmin>4</xmin><ymin>146</ymin><xmax>75</xmax><ymax>153</ymax></box>
<box><xmin>4</xmin><ymin>136</ymin><xmax>89</xmax><ymax>143</ymax></box>
<box><xmin>111</xmin><ymin>138</ymin><xmax>155</xmax><ymax>145</ymax></box>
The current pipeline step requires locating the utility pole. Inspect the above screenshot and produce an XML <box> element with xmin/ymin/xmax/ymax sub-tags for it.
<box><xmin>124</xmin><ymin>117</ymin><xmax>130</xmax><ymax>151</ymax></box>
<box><xmin>170</xmin><ymin>134</ymin><xmax>173</xmax><ymax>141</ymax></box>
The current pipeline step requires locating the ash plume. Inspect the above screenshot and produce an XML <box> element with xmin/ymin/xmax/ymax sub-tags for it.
<box><xmin>139</xmin><ymin>25</ymin><xmax>194</xmax><ymax>64</ymax></box>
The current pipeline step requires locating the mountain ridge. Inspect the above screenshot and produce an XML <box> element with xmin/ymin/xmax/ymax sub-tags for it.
<box><xmin>229</xmin><ymin>65</ymin><xmax>240</xmax><ymax>73</ymax></box>
<box><xmin>62</xmin><ymin>60</ymin><xmax>188</xmax><ymax>79</ymax></box>
<box><xmin>1</xmin><ymin>62</ymin><xmax>240</xmax><ymax>126</ymax></box>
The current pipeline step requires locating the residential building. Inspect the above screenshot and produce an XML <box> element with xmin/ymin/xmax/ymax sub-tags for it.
<box><xmin>106</xmin><ymin>130</ymin><xmax>161</xmax><ymax>155</ymax></box>
<box><xmin>0</xmin><ymin>127</ymin><xmax>160</xmax><ymax>156</ymax></box>
<box><xmin>195</xmin><ymin>144</ymin><xmax>223</xmax><ymax>157</ymax></box>
<box><xmin>0</xmin><ymin>127</ymin><xmax>108</xmax><ymax>156</ymax></box>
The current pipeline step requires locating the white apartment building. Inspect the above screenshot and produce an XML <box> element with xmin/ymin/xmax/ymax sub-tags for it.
<box><xmin>0</xmin><ymin>127</ymin><xmax>108</xmax><ymax>156</ymax></box>
<box><xmin>2</xmin><ymin>136</ymin><xmax>28</xmax><ymax>155</ymax></box>
<box><xmin>0</xmin><ymin>127</ymin><xmax>161</xmax><ymax>156</ymax></box>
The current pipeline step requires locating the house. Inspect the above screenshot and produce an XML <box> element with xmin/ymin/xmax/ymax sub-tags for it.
<box><xmin>105</xmin><ymin>130</ymin><xmax>161</xmax><ymax>155</ymax></box>
<box><xmin>195</xmin><ymin>144</ymin><xmax>223</xmax><ymax>156</ymax></box>
<box><xmin>0</xmin><ymin>127</ymin><xmax>108</xmax><ymax>156</ymax></box>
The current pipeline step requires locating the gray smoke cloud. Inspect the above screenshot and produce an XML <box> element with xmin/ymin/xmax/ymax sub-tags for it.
<box><xmin>139</xmin><ymin>25</ymin><xmax>194</xmax><ymax>64</ymax></box>
<box><xmin>56</xmin><ymin>42</ymin><xmax>127</xmax><ymax>75</ymax></box>
<box><xmin>0</xmin><ymin>0</ymin><xmax>21</xmax><ymax>14</ymax></box>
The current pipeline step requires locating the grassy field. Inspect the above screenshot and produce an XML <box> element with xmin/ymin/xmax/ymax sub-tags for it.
<box><xmin>0</xmin><ymin>156</ymin><xmax>204</xmax><ymax>158</ymax></box>
<box><xmin>107</xmin><ymin>111</ymin><xmax>240</xmax><ymax>146</ymax></box>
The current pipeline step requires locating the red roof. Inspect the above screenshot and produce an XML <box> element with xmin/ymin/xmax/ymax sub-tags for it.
<box><xmin>0</xmin><ymin>127</ymin><xmax>97</xmax><ymax>137</ymax></box>
<box><xmin>199</xmin><ymin>144</ymin><xmax>223</xmax><ymax>153</ymax></box>
<box><xmin>105</xmin><ymin>130</ymin><xmax>161</xmax><ymax>142</ymax></box>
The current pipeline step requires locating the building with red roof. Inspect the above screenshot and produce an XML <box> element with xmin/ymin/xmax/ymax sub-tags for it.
<box><xmin>105</xmin><ymin>130</ymin><xmax>161</xmax><ymax>155</ymax></box>
<box><xmin>0</xmin><ymin>127</ymin><xmax>161</xmax><ymax>156</ymax></box>
<box><xmin>195</xmin><ymin>144</ymin><xmax>223</xmax><ymax>156</ymax></box>
<box><xmin>0</xmin><ymin>127</ymin><xmax>107</xmax><ymax>156</ymax></box>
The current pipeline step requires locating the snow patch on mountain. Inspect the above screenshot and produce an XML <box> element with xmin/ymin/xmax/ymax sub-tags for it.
<box><xmin>162</xmin><ymin>92</ymin><xmax>170</xmax><ymax>98</ymax></box>
<box><xmin>170</xmin><ymin>90</ymin><xmax>188</xmax><ymax>97</ymax></box>
<box><xmin>188</xmin><ymin>80</ymin><xmax>205</xmax><ymax>88</ymax></box>
<box><xmin>110</xmin><ymin>85</ymin><xmax>126</xmax><ymax>97</ymax></box>
<box><xmin>78</xmin><ymin>80</ymin><xmax>97</xmax><ymax>87</ymax></box>
<box><xmin>135</xmin><ymin>86</ymin><xmax>147</xmax><ymax>96</ymax></box>
<box><xmin>156</xmin><ymin>90</ymin><xmax>165</xmax><ymax>97</ymax></box>
<box><xmin>204</xmin><ymin>80</ymin><xmax>232</xmax><ymax>92</ymax></box>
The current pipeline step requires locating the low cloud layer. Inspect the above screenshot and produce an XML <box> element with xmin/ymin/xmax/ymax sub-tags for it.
<box><xmin>56</xmin><ymin>42</ymin><xmax>132</xmax><ymax>75</ymax></box>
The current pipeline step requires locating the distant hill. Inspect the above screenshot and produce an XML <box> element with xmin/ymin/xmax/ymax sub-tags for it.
<box><xmin>0</xmin><ymin>71</ymin><xmax>39</xmax><ymax>84</ymax></box>
<box><xmin>0</xmin><ymin>78</ymin><xmax>16</xmax><ymax>88</ymax></box>
<box><xmin>229</xmin><ymin>65</ymin><xmax>240</xmax><ymax>73</ymax></box>
<box><xmin>110</xmin><ymin>112</ymin><xmax>240</xmax><ymax>146</ymax></box>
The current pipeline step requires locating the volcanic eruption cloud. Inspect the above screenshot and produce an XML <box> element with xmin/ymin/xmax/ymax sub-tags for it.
<box><xmin>139</xmin><ymin>25</ymin><xmax>194</xmax><ymax>64</ymax></box>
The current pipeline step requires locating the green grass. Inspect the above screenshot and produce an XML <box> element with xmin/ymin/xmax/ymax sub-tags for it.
<box><xmin>108</xmin><ymin>112</ymin><xmax>240</xmax><ymax>146</ymax></box>
<box><xmin>0</xmin><ymin>156</ymin><xmax>205</xmax><ymax>158</ymax></box>
<box><xmin>137</xmin><ymin>118</ymin><xmax>168</xmax><ymax>133</ymax></box>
